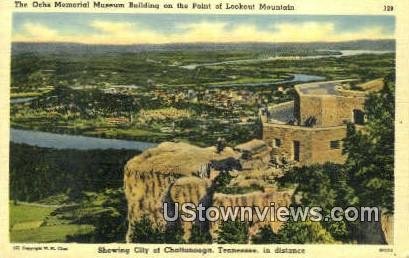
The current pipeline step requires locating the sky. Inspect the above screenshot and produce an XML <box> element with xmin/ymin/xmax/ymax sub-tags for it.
<box><xmin>12</xmin><ymin>13</ymin><xmax>395</xmax><ymax>44</ymax></box>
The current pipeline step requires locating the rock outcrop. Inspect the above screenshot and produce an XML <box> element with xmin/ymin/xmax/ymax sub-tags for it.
<box><xmin>124</xmin><ymin>142</ymin><xmax>239</xmax><ymax>242</ymax></box>
<box><xmin>124</xmin><ymin>140</ymin><xmax>293</xmax><ymax>243</ymax></box>
<box><xmin>234</xmin><ymin>139</ymin><xmax>271</xmax><ymax>170</ymax></box>
<box><xmin>169</xmin><ymin>176</ymin><xmax>210</xmax><ymax>240</ymax></box>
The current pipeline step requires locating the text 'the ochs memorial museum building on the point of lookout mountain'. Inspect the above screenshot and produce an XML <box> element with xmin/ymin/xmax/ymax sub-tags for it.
<box><xmin>260</xmin><ymin>78</ymin><xmax>384</xmax><ymax>165</ymax></box>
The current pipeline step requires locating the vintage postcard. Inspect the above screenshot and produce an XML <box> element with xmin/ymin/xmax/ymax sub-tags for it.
<box><xmin>0</xmin><ymin>0</ymin><xmax>408</xmax><ymax>257</ymax></box>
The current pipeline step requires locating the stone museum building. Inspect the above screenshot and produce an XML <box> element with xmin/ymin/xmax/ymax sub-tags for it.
<box><xmin>261</xmin><ymin>78</ymin><xmax>384</xmax><ymax>165</ymax></box>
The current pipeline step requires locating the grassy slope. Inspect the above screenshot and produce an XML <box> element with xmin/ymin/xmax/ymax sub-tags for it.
<box><xmin>9</xmin><ymin>202</ymin><xmax>94</xmax><ymax>243</ymax></box>
<box><xmin>10</xmin><ymin>203</ymin><xmax>54</xmax><ymax>227</ymax></box>
<box><xmin>11</xmin><ymin>224</ymin><xmax>94</xmax><ymax>243</ymax></box>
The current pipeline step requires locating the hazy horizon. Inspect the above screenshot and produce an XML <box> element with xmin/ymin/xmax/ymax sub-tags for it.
<box><xmin>12</xmin><ymin>13</ymin><xmax>394</xmax><ymax>45</ymax></box>
<box><xmin>11</xmin><ymin>39</ymin><xmax>395</xmax><ymax>46</ymax></box>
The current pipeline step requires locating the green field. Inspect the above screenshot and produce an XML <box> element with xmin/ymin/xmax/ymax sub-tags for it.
<box><xmin>10</xmin><ymin>202</ymin><xmax>54</xmax><ymax>227</ymax></box>
<box><xmin>11</xmin><ymin>86</ymin><xmax>53</xmax><ymax>98</ymax></box>
<box><xmin>11</xmin><ymin>224</ymin><xmax>94</xmax><ymax>243</ymax></box>
<box><xmin>9</xmin><ymin>202</ymin><xmax>94</xmax><ymax>243</ymax></box>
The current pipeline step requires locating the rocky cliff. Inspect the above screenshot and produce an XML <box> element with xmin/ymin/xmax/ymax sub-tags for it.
<box><xmin>124</xmin><ymin>141</ymin><xmax>290</xmax><ymax>242</ymax></box>
<box><xmin>124</xmin><ymin>141</ymin><xmax>240</xmax><ymax>242</ymax></box>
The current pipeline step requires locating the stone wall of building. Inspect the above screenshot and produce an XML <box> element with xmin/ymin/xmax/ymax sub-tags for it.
<box><xmin>262</xmin><ymin>123</ymin><xmax>347</xmax><ymax>165</ymax></box>
<box><xmin>298</xmin><ymin>94</ymin><xmax>366</xmax><ymax>127</ymax></box>
<box><xmin>297</xmin><ymin>95</ymin><xmax>324</xmax><ymax>126</ymax></box>
<box><xmin>309</xmin><ymin>126</ymin><xmax>347</xmax><ymax>164</ymax></box>
<box><xmin>334</xmin><ymin>96</ymin><xmax>366</xmax><ymax>124</ymax></box>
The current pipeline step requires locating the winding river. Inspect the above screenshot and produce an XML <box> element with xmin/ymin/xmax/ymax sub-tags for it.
<box><xmin>11</xmin><ymin>128</ymin><xmax>156</xmax><ymax>151</ymax></box>
<box><xmin>181</xmin><ymin>50</ymin><xmax>394</xmax><ymax>70</ymax></box>
<box><xmin>10</xmin><ymin>97</ymin><xmax>36</xmax><ymax>104</ymax></box>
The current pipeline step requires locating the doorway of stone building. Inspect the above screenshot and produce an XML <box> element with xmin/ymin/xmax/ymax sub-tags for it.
<box><xmin>353</xmin><ymin>109</ymin><xmax>365</xmax><ymax>125</ymax></box>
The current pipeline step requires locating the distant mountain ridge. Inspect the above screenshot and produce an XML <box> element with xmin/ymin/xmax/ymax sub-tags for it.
<box><xmin>12</xmin><ymin>39</ymin><xmax>395</xmax><ymax>55</ymax></box>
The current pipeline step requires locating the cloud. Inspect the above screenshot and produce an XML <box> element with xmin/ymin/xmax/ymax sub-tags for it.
<box><xmin>268</xmin><ymin>22</ymin><xmax>335</xmax><ymax>42</ymax></box>
<box><xmin>91</xmin><ymin>20</ymin><xmax>133</xmax><ymax>33</ymax></box>
<box><xmin>174</xmin><ymin>22</ymin><xmax>230</xmax><ymax>42</ymax></box>
<box><xmin>13</xmin><ymin>20</ymin><xmax>392</xmax><ymax>44</ymax></box>
<box><xmin>14</xmin><ymin>22</ymin><xmax>59</xmax><ymax>41</ymax></box>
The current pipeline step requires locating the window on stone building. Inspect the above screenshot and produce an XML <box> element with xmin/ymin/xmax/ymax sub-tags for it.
<box><xmin>293</xmin><ymin>141</ymin><xmax>300</xmax><ymax>162</ymax></box>
<box><xmin>273</xmin><ymin>138</ymin><xmax>282</xmax><ymax>148</ymax></box>
<box><xmin>330</xmin><ymin>140</ymin><xmax>341</xmax><ymax>149</ymax></box>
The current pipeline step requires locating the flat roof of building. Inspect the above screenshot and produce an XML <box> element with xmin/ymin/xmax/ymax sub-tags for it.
<box><xmin>267</xmin><ymin>101</ymin><xmax>295</xmax><ymax>124</ymax></box>
<box><xmin>295</xmin><ymin>79</ymin><xmax>357</xmax><ymax>96</ymax></box>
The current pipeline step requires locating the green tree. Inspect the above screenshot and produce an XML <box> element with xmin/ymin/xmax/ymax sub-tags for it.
<box><xmin>343</xmin><ymin>74</ymin><xmax>395</xmax><ymax>213</ymax></box>
<box><xmin>92</xmin><ymin>189</ymin><xmax>128</xmax><ymax>243</ymax></box>
<box><xmin>279</xmin><ymin>163</ymin><xmax>355</xmax><ymax>210</ymax></box>
<box><xmin>252</xmin><ymin>225</ymin><xmax>280</xmax><ymax>244</ymax></box>
<box><xmin>253</xmin><ymin>221</ymin><xmax>335</xmax><ymax>244</ymax></box>
<box><xmin>130</xmin><ymin>216</ymin><xmax>163</xmax><ymax>243</ymax></box>
<box><xmin>27</xmin><ymin>71</ymin><xmax>46</xmax><ymax>89</ymax></box>
<box><xmin>278</xmin><ymin>220</ymin><xmax>335</xmax><ymax>244</ymax></box>
<box><xmin>278</xmin><ymin>163</ymin><xmax>356</xmax><ymax>242</ymax></box>
<box><xmin>217</xmin><ymin>220</ymin><xmax>249</xmax><ymax>244</ymax></box>
<box><xmin>130</xmin><ymin>216</ymin><xmax>185</xmax><ymax>244</ymax></box>
<box><xmin>213</xmin><ymin>171</ymin><xmax>234</xmax><ymax>193</ymax></box>
<box><xmin>163</xmin><ymin>222</ymin><xmax>185</xmax><ymax>244</ymax></box>
<box><xmin>189</xmin><ymin>223</ymin><xmax>212</xmax><ymax>244</ymax></box>
<box><xmin>66</xmin><ymin>187</ymin><xmax>85</xmax><ymax>201</ymax></box>
<box><xmin>321</xmin><ymin>219</ymin><xmax>351</xmax><ymax>242</ymax></box>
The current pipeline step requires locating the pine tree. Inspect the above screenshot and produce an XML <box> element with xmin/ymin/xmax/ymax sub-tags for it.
<box><xmin>130</xmin><ymin>216</ymin><xmax>163</xmax><ymax>243</ymax></box>
<box><xmin>189</xmin><ymin>223</ymin><xmax>212</xmax><ymax>243</ymax></box>
<box><xmin>163</xmin><ymin>221</ymin><xmax>185</xmax><ymax>244</ymax></box>
<box><xmin>217</xmin><ymin>220</ymin><xmax>249</xmax><ymax>244</ymax></box>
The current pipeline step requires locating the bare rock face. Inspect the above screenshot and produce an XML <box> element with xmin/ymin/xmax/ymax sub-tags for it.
<box><xmin>211</xmin><ymin>191</ymin><xmax>292</xmax><ymax>239</ymax></box>
<box><xmin>381</xmin><ymin>214</ymin><xmax>393</xmax><ymax>244</ymax></box>
<box><xmin>170</xmin><ymin>176</ymin><xmax>209</xmax><ymax>207</ymax></box>
<box><xmin>234</xmin><ymin>139</ymin><xmax>272</xmax><ymax>170</ymax></box>
<box><xmin>169</xmin><ymin>176</ymin><xmax>210</xmax><ymax>240</ymax></box>
<box><xmin>124</xmin><ymin>142</ymin><xmax>238</xmax><ymax>242</ymax></box>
